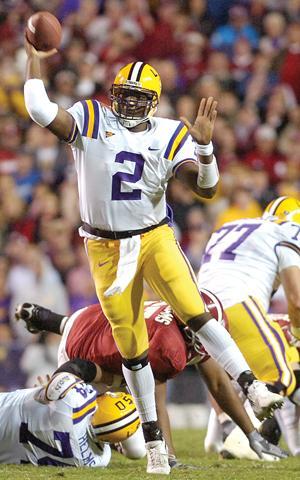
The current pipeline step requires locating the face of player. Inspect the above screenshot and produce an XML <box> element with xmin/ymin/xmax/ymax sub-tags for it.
<box><xmin>111</xmin><ymin>86</ymin><xmax>157</xmax><ymax>121</ymax></box>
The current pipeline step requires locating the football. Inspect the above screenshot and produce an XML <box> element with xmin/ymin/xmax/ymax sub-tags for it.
<box><xmin>26</xmin><ymin>11</ymin><xmax>62</xmax><ymax>51</ymax></box>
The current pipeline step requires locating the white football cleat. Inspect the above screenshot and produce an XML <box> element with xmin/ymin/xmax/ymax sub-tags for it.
<box><xmin>247</xmin><ymin>381</ymin><xmax>284</xmax><ymax>420</ymax></box>
<box><xmin>146</xmin><ymin>440</ymin><xmax>170</xmax><ymax>475</ymax></box>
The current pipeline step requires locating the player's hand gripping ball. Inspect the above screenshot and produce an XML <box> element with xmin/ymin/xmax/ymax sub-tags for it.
<box><xmin>26</xmin><ymin>11</ymin><xmax>62</xmax><ymax>51</ymax></box>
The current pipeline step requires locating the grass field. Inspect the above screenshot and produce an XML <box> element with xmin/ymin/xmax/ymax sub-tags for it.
<box><xmin>0</xmin><ymin>430</ymin><xmax>299</xmax><ymax>480</ymax></box>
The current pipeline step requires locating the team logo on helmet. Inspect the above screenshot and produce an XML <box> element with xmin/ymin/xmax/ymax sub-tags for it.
<box><xmin>91</xmin><ymin>392</ymin><xmax>140</xmax><ymax>443</ymax></box>
<box><xmin>263</xmin><ymin>196</ymin><xmax>300</xmax><ymax>225</ymax></box>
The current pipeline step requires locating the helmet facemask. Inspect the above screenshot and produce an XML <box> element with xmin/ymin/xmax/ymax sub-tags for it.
<box><xmin>111</xmin><ymin>84</ymin><xmax>159</xmax><ymax>128</ymax></box>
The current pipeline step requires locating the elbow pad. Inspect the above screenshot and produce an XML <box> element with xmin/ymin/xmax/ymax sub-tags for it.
<box><xmin>197</xmin><ymin>155</ymin><xmax>219</xmax><ymax>188</ymax></box>
<box><xmin>24</xmin><ymin>78</ymin><xmax>58</xmax><ymax>127</ymax></box>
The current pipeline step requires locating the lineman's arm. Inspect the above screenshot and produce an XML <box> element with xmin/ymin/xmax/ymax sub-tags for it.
<box><xmin>155</xmin><ymin>381</ymin><xmax>176</xmax><ymax>457</ymax></box>
<box><xmin>24</xmin><ymin>37</ymin><xmax>75</xmax><ymax>141</ymax></box>
<box><xmin>197</xmin><ymin>357</ymin><xmax>254</xmax><ymax>436</ymax></box>
<box><xmin>46</xmin><ymin>359</ymin><xmax>116</xmax><ymax>401</ymax></box>
<box><xmin>198</xmin><ymin>359</ymin><xmax>289</xmax><ymax>460</ymax></box>
<box><xmin>177</xmin><ymin>97</ymin><xmax>219</xmax><ymax>200</ymax></box>
<box><xmin>280</xmin><ymin>266</ymin><xmax>300</xmax><ymax>334</ymax></box>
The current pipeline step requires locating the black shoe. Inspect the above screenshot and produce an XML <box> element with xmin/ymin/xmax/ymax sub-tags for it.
<box><xmin>15</xmin><ymin>303</ymin><xmax>42</xmax><ymax>333</ymax></box>
<box><xmin>260</xmin><ymin>417</ymin><xmax>281</xmax><ymax>445</ymax></box>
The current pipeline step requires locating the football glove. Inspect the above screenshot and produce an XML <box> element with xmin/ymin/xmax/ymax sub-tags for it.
<box><xmin>247</xmin><ymin>430</ymin><xmax>288</xmax><ymax>461</ymax></box>
<box><xmin>168</xmin><ymin>454</ymin><xmax>199</xmax><ymax>469</ymax></box>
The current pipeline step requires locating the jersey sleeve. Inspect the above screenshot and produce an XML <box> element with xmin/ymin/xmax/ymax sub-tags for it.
<box><xmin>275</xmin><ymin>223</ymin><xmax>300</xmax><ymax>272</ymax></box>
<box><xmin>276</xmin><ymin>245</ymin><xmax>300</xmax><ymax>272</ymax></box>
<box><xmin>67</xmin><ymin>100</ymin><xmax>101</xmax><ymax>145</ymax></box>
<box><xmin>59</xmin><ymin>382</ymin><xmax>111</xmax><ymax>467</ymax></box>
<box><xmin>163</xmin><ymin>121</ymin><xmax>198</xmax><ymax>178</ymax></box>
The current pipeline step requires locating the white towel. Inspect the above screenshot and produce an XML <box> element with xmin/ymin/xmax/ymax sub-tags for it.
<box><xmin>104</xmin><ymin>235</ymin><xmax>141</xmax><ymax>297</ymax></box>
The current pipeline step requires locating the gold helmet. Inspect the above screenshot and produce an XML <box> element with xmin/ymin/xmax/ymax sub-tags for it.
<box><xmin>263</xmin><ymin>196</ymin><xmax>300</xmax><ymax>224</ymax></box>
<box><xmin>111</xmin><ymin>61</ymin><xmax>161</xmax><ymax>128</ymax></box>
<box><xmin>91</xmin><ymin>392</ymin><xmax>140</xmax><ymax>443</ymax></box>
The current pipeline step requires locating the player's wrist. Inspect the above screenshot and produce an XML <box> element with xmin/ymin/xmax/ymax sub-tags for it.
<box><xmin>194</xmin><ymin>141</ymin><xmax>213</xmax><ymax>157</ymax></box>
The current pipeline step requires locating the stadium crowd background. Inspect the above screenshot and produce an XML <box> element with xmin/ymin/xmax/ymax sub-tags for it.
<box><xmin>0</xmin><ymin>0</ymin><xmax>299</xmax><ymax>407</ymax></box>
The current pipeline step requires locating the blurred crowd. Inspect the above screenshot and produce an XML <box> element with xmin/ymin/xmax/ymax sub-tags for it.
<box><xmin>0</xmin><ymin>0</ymin><xmax>299</xmax><ymax>392</ymax></box>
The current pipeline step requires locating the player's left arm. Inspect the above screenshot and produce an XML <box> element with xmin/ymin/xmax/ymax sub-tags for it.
<box><xmin>155</xmin><ymin>381</ymin><xmax>176</xmax><ymax>457</ymax></box>
<box><xmin>177</xmin><ymin>97</ymin><xmax>219</xmax><ymax>199</ymax></box>
<box><xmin>45</xmin><ymin>359</ymin><xmax>115</xmax><ymax>401</ymax></box>
<box><xmin>197</xmin><ymin>357</ymin><xmax>255</xmax><ymax>436</ymax></box>
<box><xmin>276</xmin><ymin>240</ymin><xmax>300</xmax><ymax>337</ymax></box>
<box><xmin>280</xmin><ymin>266</ymin><xmax>300</xmax><ymax>335</ymax></box>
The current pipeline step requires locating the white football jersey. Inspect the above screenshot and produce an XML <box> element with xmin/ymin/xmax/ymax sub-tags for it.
<box><xmin>198</xmin><ymin>218</ymin><xmax>300</xmax><ymax>310</ymax></box>
<box><xmin>0</xmin><ymin>381</ymin><xmax>111</xmax><ymax>466</ymax></box>
<box><xmin>67</xmin><ymin>101</ymin><xmax>197</xmax><ymax>231</ymax></box>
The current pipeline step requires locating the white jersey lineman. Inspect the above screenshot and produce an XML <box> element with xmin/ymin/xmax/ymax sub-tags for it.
<box><xmin>198</xmin><ymin>217</ymin><xmax>300</xmax><ymax>310</ymax></box>
<box><xmin>0</xmin><ymin>380</ymin><xmax>111</xmax><ymax>466</ymax></box>
<box><xmin>67</xmin><ymin>101</ymin><xmax>197</xmax><ymax>232</ymax></box>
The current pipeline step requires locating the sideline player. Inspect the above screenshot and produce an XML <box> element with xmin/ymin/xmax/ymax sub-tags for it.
<box><xmin>198</xmin><ymin>196</ymin><xmax>300</xmax><ymax>452</ymax></box>
<box><xmin>24</xmin><ymin>39</ymin><xmax>283</xmax><ymax>473</ymax></box>
<box><xmin>0</xmin><ymin>369</ymin><xmax>145</xmax><ymax>466</ymax></box>
<box><xmin>16</xmin><ymin>298</ymin><xmax>287</xmax><ymax>463</ymax></box>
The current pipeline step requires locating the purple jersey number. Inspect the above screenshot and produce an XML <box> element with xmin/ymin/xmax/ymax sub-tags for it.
<box><xmin>112</xmin><ymin>151</ymin><xmax>145</xmax><ymax>200</ymax></box>
<box><xmin>202</xmin><ymin>223</ymin><xmax>261</xmax><ymax>264</ymax></box>
<box><xmin>20</xmin><ymin>422</ymin><xmax>73</xmax><ymax>466</ymax></box>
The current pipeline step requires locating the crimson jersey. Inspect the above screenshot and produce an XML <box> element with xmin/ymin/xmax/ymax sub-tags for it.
<box><xmin>66</xmin><ymin>301</ymin><xmax>209</xmax><ymax>382</ymax></box>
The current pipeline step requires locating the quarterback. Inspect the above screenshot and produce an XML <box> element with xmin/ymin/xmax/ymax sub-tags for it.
<box><xmin>198</xmin><ymin>196</ymin><xmax>300</xmax><ymax>452</ymax></box>
<box><xmin>16</xmin><ymin>297</ymin><xmax>287</xmax><ymax>463</ymax></box>
<box><xmin>24</xmin><ymin>39</ymin><xmax>282</xmax><ymax>473</ymax></box>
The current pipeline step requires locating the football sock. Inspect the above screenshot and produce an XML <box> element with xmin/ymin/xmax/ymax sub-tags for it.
<box><xmin>275</xmin><ymin>399</ymin><xmax>300</xmax><ymax>455</ymax></box>
<box><xmin>30</xmin><ymin>304</ymin><xmax>65</xmax><ymax>334</ymax></box>
<box><xmin>237</xmin><ymin>370</ymin><xmax>257</xmax><ymax>394</ymax></box>
<box><xmin>191</xmin><ymin>318</ymin><xmax>251</xmax><ymax>380</ymax></box>
<box><xmin>122</xmin><ymin>362</ymin><xmax>157</xmax><ymax>424</ymax></box>
<box><xmin>204</xmin><ymin>408</ymin><xmax>223</xmax><ymax>453</ymax></box>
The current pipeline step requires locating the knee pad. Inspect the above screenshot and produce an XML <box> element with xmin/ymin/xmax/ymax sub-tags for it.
<box><xmin>122</xmin><ymin>353</ymin><xmax>148</xmax><ymax>371</ymax></box>
<box><xmin>187</xmin><ymin>312</ymin><xmax>213</xmax><ymax>331</ymax></box>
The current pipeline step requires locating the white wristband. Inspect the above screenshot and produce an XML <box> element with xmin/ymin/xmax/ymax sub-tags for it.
<box><xmin>194</xmin><ymin>141</ymin><xmax>213</xmax><ymax>156</ymax></box>
<box><xmin>24</xmin><ymin>78</ymin><xmax>58</xmax><ymax>127</ymax></box>
<box><xmin>197</xmin><ymin>155</ymin><xmax>219</xmax><ymax>188</ymax></box>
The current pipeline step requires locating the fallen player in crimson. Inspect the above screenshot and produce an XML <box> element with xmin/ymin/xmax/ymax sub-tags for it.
<box><xmin>16</xmin><ymin>290</ymin><xmax>287</xmax><ymax>465</ymax></box>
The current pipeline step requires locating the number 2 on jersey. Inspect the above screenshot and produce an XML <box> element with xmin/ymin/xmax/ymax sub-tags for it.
<box><xmin>112</xmin><ymin>151</ymin><xmax>145</xmax><ymax>200</ymax></box>
<box><xmin>202</xmin><ymin>223</ymin><xmax>261</xmax><ymax>263</ymax></box>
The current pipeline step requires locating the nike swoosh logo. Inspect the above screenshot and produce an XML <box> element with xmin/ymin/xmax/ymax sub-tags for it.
<box><xmin>148</xmin><ymin>147</ymin><xmax>160</xmax><ymax>151</ymax></box>
<box><xmin>98</xmin><ymin>261</ymin><xmax>109</xmax><ymax>267</ymax></box>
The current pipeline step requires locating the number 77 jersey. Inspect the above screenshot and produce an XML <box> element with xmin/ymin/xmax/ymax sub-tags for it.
<box><xmin>67</xmin><ymin>101</ymin><xmax>197</xmax><ymax>232</ymax></box>
<box><xmin>198</xmin><ymin>217</ymin><xmax>300</xmax><ymax>311</ymax></box>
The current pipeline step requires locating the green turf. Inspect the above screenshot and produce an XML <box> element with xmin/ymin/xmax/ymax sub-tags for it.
<box><xmin>0</xmin><ymin>430</ymin><xmax>299</xmax><ymax>480</ymax></box>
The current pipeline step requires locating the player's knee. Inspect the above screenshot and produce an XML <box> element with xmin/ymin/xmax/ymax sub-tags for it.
<box><xmin>120</xmin><ymin>426</ymin><xmax>146</xmax><ymax>459</ymax></box>
<box><xmin>187</xmin><ymin>312</ymin><xmax>213</xmax><ymax>331</ymax></box>
<box><xmin>122</xmin><ymin>443</ymin><xmax>146</xmax><ymax>459</ymax></box>
<box><xmin>122</xmin><ymin>351</ymin><xmax>149</xmax><ymax>370</ymax></box>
